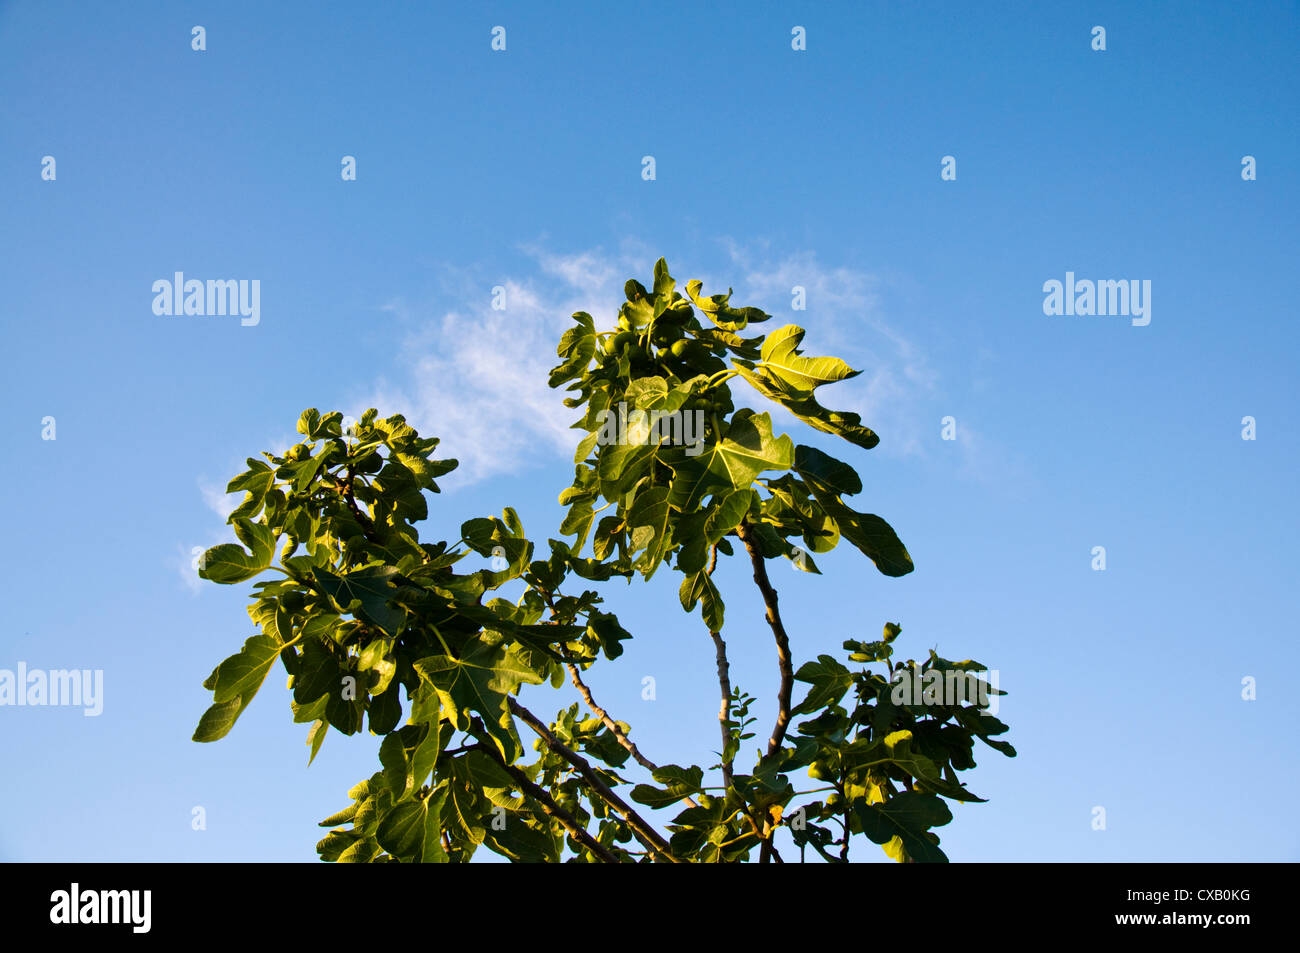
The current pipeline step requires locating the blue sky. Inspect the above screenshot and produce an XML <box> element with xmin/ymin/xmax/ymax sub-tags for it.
<box><xmin>1</xmin><ymin>0</ymin><xmax>1297</xmax><ymax>862</ymax></box>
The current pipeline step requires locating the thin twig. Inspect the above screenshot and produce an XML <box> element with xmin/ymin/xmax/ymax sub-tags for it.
<box><xmin>508</xmin><ymin>698</ymin><xmax>681</xmax><ymax>863</ymax></box>
<box><xmin>533</xmin><ymin>585</ymin><xmax>696</xmax><ymax>810</ymax></box>
<box><xmin>565</xmin><ymin>662</ymin><xmax>699</xmax><ymax>810</ymax></box>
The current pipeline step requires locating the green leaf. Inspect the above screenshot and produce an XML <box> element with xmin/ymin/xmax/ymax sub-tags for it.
<box><xmin>758</xmin><ymin>325</ymin><xmax>859</xmax><ymax>391</ymax></box>
<box><xmin>409</xmin><ymin>719</ymin><xmax>444</xmax><ymax>790</ymax></box>
<box><xmin>709</xmin><ymin>411</ymin><xmax>794</xmax><ymax>488</ymax></box>
<box><xmin>463</xmin><ymin>750</ymin><xmax>523</xmax><ymax>810</ymax></box>
<box><xmin>627</xmin><ymin>487</ymin><xmax>672</xmax><ymax>579</ymax></box>
<box><xmin>596</xmin><ymin>443</ymin><xmax>655</xmax><ymax>497</ymax></box>
<box><xmin>312</xmin><ymin>565</ymin><xmax>406</xmax><ymax>636</ymax></box>
<box><xmin>297</xmin><ymin>408</ymin><xmax>321</xmax><ymax>436</ymax></box>
<box><xmin>337</xmin><ymin>838</ymin><xmax>380</xmax><ymax>863</ymax></box>
<box><xmin>733</xmin><ymin>364</ymin><xmax>880</xmax><ymax>450</ymax></box>
<box><xmin>793</xmin><ymin>444</ymin><xmax>862</xmax><ymax>496</ymax></box>
<box><xmin>316</xmin><ymin>830</ymin><xmax>358</xmax><ymax>862</ymax></box>
<box><xmin>854</xmin><ymin>794</ymin><xmax>952</xmax><ymax>864</ymax></box>
<box><xmin>746</xmin><ymin>520</ymin><xmax>787</xmax><ymax>558</ymax></box>
<box><xmin>368</xmin><ymin>682</ymin><xmax>403</xmax><ymax>734</ymax></box>
<box><xmin>460</xmin><ymin>517</ymin><xmax>497</xmax><ymax>551</ymax></box>
<box><xmin>483</xmin><ymin>812</ymin><xmax>560</xmax><ymax>862</ymax></box>
<box><xmin>226</xmin><ymin>466</ymin><xmax>275</xmax><ymax>521</ymax></box>
<box><xmin>573</xmin><ymin>429</ymin><xmax>600</xmax><ymax>464</ymax></box>
<box><xmin>306</xmin><ymin>718</ymin><xmax>328</xmax><ymax>764</ymax></box>
<box><xmin>679</xmin><ymin>570</ymin><xmax>724</xmax><ymax>631</ymax></box>
<box><xmin>550</xmin><ymin>323</ymin><xmax>597</xmax><ymax>388</ymax></box>
<box><xmin>292</xmin><ymin>637</ymin><xmax>343</xmax><ymax>706</ymax></box>
<box><xmin>380</xmin><ymin>732</ymin><xmax>410</xmax><ymax>796</ymax></box>
<box><xmin>559</xmin><ymin>499</ymin><xmax>596</xmax><ymax>553</ymax></box>
<box><xmin>792</xmin><ymin>654</ymin><xmax>854</xmax><ymax>715</ymax></box>
<box><xmin>668</xmin><ymin>410</ymin><xmax>793</xmax><ymax>512</ymax></box>
<box><xmin>764</xmin><ymin>473</ymin><xmax>840</xmax><ymax>553</ymax></box>
<box><xmin>226</xmin><ymin>461</ymin><xmax>273</xmax><ymax>495</ymax></box>
<box><xmin>318</xmin><ymin>803</ymin><xmax>357</xmax><ymax>828</ymax></box>
<box><xmin>207</xmin><ymin>633</ymin><xmax>283</xmax><ymax>705</ymax></box>
<box><xmin>199</xmin><ymin>519</ymin><xmax>276</xmax><ymax>584</ymax></box>
<box><xmin>652</xmin><ymin>257</ymin><xmax>675</xmax><ymax>299</ymax></box>
<box><xmin>293</xmin><ymin>455</ymin><xmax>325</xmax><ymax>492</ymax></box>
<box><xmin>377</xmin><ymin>800</ymin><xmax>424</xmax><ymax>859</ymax></box>
<box><xmin>841</xmin><ymin>730</ymin><xmax>981</xmax><ymax>801</ymax></box>
<box><xmin>954</xmin><ymin>707</ymin><xmax>1017</xmax><ymax>758</ymax></box>
<box><xmin>192</xmin><ymin>689</ymin><xmax>255</xmax><ymax>742</ymax></box>
<box><xmin>705</xmin><ymin>489</ymin><xmax>755</xmax><ymax>544</ymax></box>
<box><xmin>631</xmin><ymin>764</ymin><xmax>704</xmax><ymax>809</ymax></box>
<box><xmin>291</xmin><ymin>692</ymin><xmax>328</xmax><ymax>724</ymax></box>
<box><xmin>446</xmin><ymin>778</ymin><xmax>487</xmax><ymax>848</ymax></box>
<box><xmin>801</xmin><ymin>478</ymin><xmax>913</xmax><ymax>577</ymax></box>
<box><xmin>587</xmin><ymin>609</ymin><xmax>632</xmax><ymax>660</ymax></box>
<box><xmin>624</xmin><ymin>376</ymin><xmax>669</xmax><ymax>410</ymax></box>
<box><xmin>414</xmin><ymin>633</ymin><xmax>544</xmax><ymax>761</ymax></box>
<box><xmin>684</xmin><ymin>279</ymin><xmax>770</xmax><ymax>332</ymax></box>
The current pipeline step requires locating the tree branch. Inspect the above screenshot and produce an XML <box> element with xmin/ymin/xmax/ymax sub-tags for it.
<box><xmin>711</xmin><ymin>629</ymin><xmax>774</xmax><ymax>860</ymax></box>
<box><xmin>508</xmin><ymin>698</ymin><xmax>681</xmax><ymax>863</ymax></box>
<box><xmin>473</xmin><ymin>742</ymin><xmax>619</xmax><ymax>863</ymax></box>
<box><xmin>565</xmin><ymin>662</ymin><xmax>699</xmax><ymax>810</ymax></box>
<box><xmin>532</xmin><ymin>584</ymin><xmax>697</xmax><ymax>812</ymax></box>
<box><xmin>706</xmin><ymin>544</ymin><xmax>737</xmax><ymax>795</ymax></box>
<box><xmin>838</xmin><ymin>780</ymin><xmax>851</xmax><ymax>862</ymax></box>
<box><xmin>735</xmin><ymin>521</ymin><xmax>796</xmax><ymax>865</ymax></box>
<box><xmin>705</xmin><ymin>541</ymin><xmax>769</xmax><ymax>859</ymax></box>
<box><xmin>735</xmin><ymin>522</ymin><xmax>794</xmax><ymax>759</ymax></box>
<box><xmin>710</xmin><ymin>629</ymin><xmax>735</xmax><ymax>793</ymax></box>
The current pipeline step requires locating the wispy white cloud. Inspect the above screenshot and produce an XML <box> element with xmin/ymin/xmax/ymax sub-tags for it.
<box><xmin>177</xmin><ymin>478</ymin><xmax>244</xmax><ymax>594</ymax></box>
<box><xmin>950</xmin><ymin>419</ymin><xmax>1033</xmax><ymax>489</ymax></box>
<box><xmin>176</xmin><ymin>243</ymin><xmax>1016</xmax><ymax>593</ymax></box>
<box><xmin>351</xmin><ymin>246</ymin><xmax>648</xmax><ymax>483</ymax></box>
<box><xmin>184</xmin><ymin>447</ymin><xmax>288</xmax><ymax>596</ymax></box>
<box><xmin>346</xmin><ymin>240</ymin><xmax>1016</xmax><ymax>488</ymax></box>
<box><xmin>719</xmin><ymin>243</ymin><xmax>939</xmax><ymax>458</ymax></box>
<box><xmin>175</xmin><ymin>542</ymin><xmax>207</xmax><ymax>595</ymax></box>
<box><xmin>719</xmin><ymin>244</ymin><xmax>1024</xmax><ymax>490</ymax></box>
<box><xmin>198</xmin><ymin>477</ymin><xmax>237</xmax><ymax>519</ymax></box>
<box><xmin>532</xmin><ymin>248</ymin><xmax>620</xmax><ymax>291</ymax></box>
